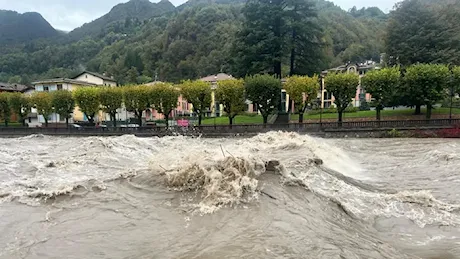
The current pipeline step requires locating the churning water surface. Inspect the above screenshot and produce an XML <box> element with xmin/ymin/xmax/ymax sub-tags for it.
<box><xmin>0</xmin><ymin>133</ymin><xmax>459</xmax><ymax>258</ymax></box>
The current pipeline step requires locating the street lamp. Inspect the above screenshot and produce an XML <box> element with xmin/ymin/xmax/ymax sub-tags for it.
<box><xmin>450</xmin><ymin>80</ymin><xmax>454</xmax><ymax>123</ymax></box>
<box><xmin>319</xmin><ymin>75</ymin><xmax>324</xmax><ymax>128</ymax></box>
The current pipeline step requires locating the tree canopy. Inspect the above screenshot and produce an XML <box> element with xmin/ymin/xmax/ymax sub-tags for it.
<box><xmin>362</xmin><ymin>67</ymin><xmax>400</xmax><ymax>120</ymax></box>
<box><xmin>284</xmin><ymin>75</ymin><xmax>319</xmax><ymax>122</ymax></box>
<box><xmin>180</xmin><ymin>80</ymin><xmax>212</xmax><ymax>125</ymax></box>
<box><xmin>73</xmin><ymin>87</ymin><xmax>101</xmax><ymax>124</ymax></box>
<box><xmin>385</xmin><ymin>0</ymin><xmax>460</xmax><ymax>66</ymax></box>
<box><xmin>245</xmin><ymin>74</ymin><xmax>281</xmax><ymax>124</ymax></box>
<box><xmin>51</xmin><ymin>90</ymin><xmax>75</xmax><ymax>126</ymax></box>
<box><xmin>31</xmin><ymin>91</ymin><xmax>53</xmax><ymax>127</ymax></box>
<box><xmin>99</xmin><ymin>87</ymin><xmax>124</xmax><ymax>127</ymax></box>
<box><xmin>324</xmin><ymin>72</ymin><xmax>359</xmax><ymax>123</ymax></box>
<box><xmin>403</xmin><ymin>64</ymin><xmax>450</xmax><ymax>119</ymax></box>
<box><xmin>150</xmin><ymin>83</ymin><xmax>180</xmax><ymax>126</ymax></box>
<box><xmin>9</xmin><ymin>92</ymin><xmax>31</xmax><ymax>126</ymax></box>
<box><xmin>0</xmin><ymin>93</ymin><xmax>11</xmax><ymax>126</ymax></box>
<box><xmin>215</xmin><ymin>79</ymin><xmax>246</xmax><ymax>125</ymax></box>
<box><xmin>123</xmin><ymin>85</ymin><xmax>151</xmax><ymax>126</ymax></box>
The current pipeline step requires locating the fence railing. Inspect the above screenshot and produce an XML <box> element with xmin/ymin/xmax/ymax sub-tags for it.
<box><xmin>0</xmin><ymin>119</ymin><xmax>459</xmax><ymax>135</ymax></box>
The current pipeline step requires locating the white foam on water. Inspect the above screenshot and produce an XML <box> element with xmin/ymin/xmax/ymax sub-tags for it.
<box><xmin>0</xmin><ymin>132</ymin><xmax>459</xmax><ymax>228</ymax></box>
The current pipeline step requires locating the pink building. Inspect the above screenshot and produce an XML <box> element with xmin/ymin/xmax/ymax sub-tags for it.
<box><xmin>143</xmin><ymin>81</ymin><xmax>193</xmax><ymax>122</ymax></box>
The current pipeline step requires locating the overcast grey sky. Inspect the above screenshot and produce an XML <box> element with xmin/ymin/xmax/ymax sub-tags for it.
<box><xmin>0</xmin><ymin>0</ymin><xmax>400</xmax><ymax>31</ymax></box>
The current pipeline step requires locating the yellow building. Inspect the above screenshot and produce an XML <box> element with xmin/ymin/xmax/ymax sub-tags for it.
<box><xmin>199</xmin><ymin>73</ymin><xmax>234</xmax><ymax>117</ymax></box>
<box><xmin>31</xmin><ymin>78</ymin><xmax>101</xmax><ymax>124</ymax></box>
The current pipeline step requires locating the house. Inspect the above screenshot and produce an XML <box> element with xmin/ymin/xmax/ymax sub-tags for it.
<box><xmin>0</xmin><ymin>82</ymin><xmax>33</xmax><ymax>93</ymax></box>
<box><xmin>0</xmin><ymin>82</ymin><xmax>34</xmax><ymax>123</ymax></box>
<box><xmin>200</xmin><ymin>73</ymin><xmax>235</xmax><ymax>117</ymax></box>
<box><xmin>143</xmin><ymin>81</ymin><xmax>194</xmax><ymax>123</ymax></box>
<box><xmin>31</xmin><ymin>72</ymin><xmax>123</xmax><ymax>127</ymax></box>
<box><xmin>71</xmin><ymin>71</ymin><xmax>117</xmax><ymax>87</ymax></box>
<box><xmin>31</xmin><ymin>78</ymin><xmax>99</xmax><ymax>125</ymax></box>
<box><xmin>320</xmin><ymin>61</ymin><xmax>376</xmax><ymax>108</ymax></box>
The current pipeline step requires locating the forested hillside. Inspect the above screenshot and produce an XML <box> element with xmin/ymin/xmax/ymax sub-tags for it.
<box><xmin>0</xmin><ymin>10</ymin><xmax>58</xmax><ymax>45</ymax></box>
<box><xmin>0</xmin><ymin>0</ymin><xmax>388</xmax><ymax>85</ymax></box>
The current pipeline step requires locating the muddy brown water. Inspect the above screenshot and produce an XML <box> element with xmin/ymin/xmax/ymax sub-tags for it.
<box><xmin>0</xmin><ymin>133</ymin><xmax>459</xmax><ymax>258</ymax></box>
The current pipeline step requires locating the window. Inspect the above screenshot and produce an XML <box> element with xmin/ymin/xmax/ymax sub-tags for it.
<box><xmin>323</xmin><ymin>91</ymin><xmax>332</xmax><ymax>100</ymax></box>
<box><xmin>324</xmin><ymin>101</ymin><xmax>332</xmax><ymax>108</ymax></box>
<box><xmin>85</xmin><ymin>75</ymin><xmax>88</xmax><ymax>78</ymax></box>
<box><xmin>43</xmin><ymin>86</ymin><xmax>49</xmax><ymax>92</ymax></box>
<box><xmin>57</xmin><ymin>84</ymin><xmax>63</xmax><ymax>90</ymax></box>
<box><xmin>28</xmin><ymin>117</ymin><xmax>32</xmax><ymax>123</ymax></box>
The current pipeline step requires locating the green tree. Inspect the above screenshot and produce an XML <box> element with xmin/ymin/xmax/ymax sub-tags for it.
<box><xmin>286</xmin><ymin>0</ymin><xmax>324</xmax><ymax>76</ymax></box>
<box><xmin>51</xmin><ymin>90</ymin><xmax>75</xmax><ymax>127</ymax></box>
<box><xmin>404</xmin><ymin>64</ymin><xmax>450</xmax><ymax>119</ymax></box>
<box><xmin>32</xmin><ymin>92</ymin><xmax>53</xmax><ymax>127</ymax></box>
<box><xmin>233</xmin><ymin>0</ymin><xmax>285</xmax><ymax>78</ymax></box>
<box><xmin>127</xmin><ymin>67</ymin><xmax>139</xmax><ymax>84</ymax></box>
<box><xmin>245</xmin><ymin>74</ymin><xmax>281</xmax><ymax>124</ymax></box>
<box><xmin>8</xmin><ymin>75</ymin><xmax>21</xmax><ymax>84</ymax></box>
<box><xmin>452</xmin><ymin>66</ymin><xmax>460</xmax><ymax>96</ymax></box>
<box><xmin>123</xmin><ymin>85</ymin><xmax>150</xmax><ymax>126</ymax></box>
<box><xmin>150</xmin><ymin>83</ymin><xmax>180</xmax><ymax>127</ymax></box>
<box><xmin>180</xmin><ymin>80</ymin><xmax>212</xmax><ymax>126</ymax></box>
<box><xmin>362</xmin><ymin>67</ymin><xmax>400</xmax><ymax>120</ymax></box>
<box><xmin>0</xmin><ymin>93</ymin><xmax>11</xmax><ymax>127</ymax></box>
<box><xmin>9</xmin><ymin>93</ymin><xmax>31</xmax><ymax>126</ymax></box>
<box><xmin>284</xmin><ymin>75</ymin><xmax>319</xmax><ymax>123</ymax></box>
<box><xmin>215</xmin><ymin>79</ymin><xmax>246</xmax><ymax>125</ymax></box>
<box><xmin>324</xmin><ymin>73</ymin><xmax>359</xmax><ymax>124</ymax></box>
<box><xmin>385</xmin><ymin>0</ymin><xmax>453</xmax><ymax>66</ymax></box>
<box><xmin>73</xmin><ymin>87</ymin><xmax>101</xmax><ymax>124</ymax></box>
<box><xmin>99</xmin><ymin>87</ymin><xmax>123</xmax><ymax>127</ymax></box>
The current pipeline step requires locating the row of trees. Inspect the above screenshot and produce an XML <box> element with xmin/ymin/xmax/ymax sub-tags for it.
<box><xmin>0</xmin><ymin>83</ymin><xmax>180</xmax><ymax>128</ymax></box>
<box><xmin>0</xmin><ymin>74</ymin><xmax>319</xmax><ymax>127</ymax></box>
<box><xmin>326</xmin><ymin>64</ymin><xmax>460</xmax><ymax>123</ymax></box>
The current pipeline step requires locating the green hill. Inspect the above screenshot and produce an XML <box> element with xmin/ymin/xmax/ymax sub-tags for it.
<box><xmin>0</xmin><ymin>0</ymin><xmax>390</xmax><ymax>85</ymax></box>
<box><xmin>0</xmin><ymin>10</ymin><xmax>58</xmax><ymax>45</ymax></box>
<box><xmin>68</xmin><ymin>0</ymin><xmax>175</xmax><ymax>40</ymax></box>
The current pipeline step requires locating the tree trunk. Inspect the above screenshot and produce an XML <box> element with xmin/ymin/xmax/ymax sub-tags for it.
<box><xmin>111</xmin><ymin>112</ymin><xmax>117</xmax><ymax>127</ymax></box>
<box><xmin>290</xmin><ymin>28</ymin><xmax>296</xmax><ymax>76</ymax></box>
<box><xmin>229</xmin><ymin>116</ymin><xmax>233</xmax><ymax>126</ymax></box>
<box><xmin>4</xmin><ymin>120</ymin><xmax>8</xmax><ymax>127</ymax></box>
<box><xmin>338</xmin><ymin>110</ymin><xmax>343</xmax><ymax>127</ymax></box>
<box><xmin>415</xmin><ymin>104</ymin><xmax>421</xmax><ymax>115</ymax></box>
<box><xmin>45</xmin><ymin>118</ymin><xmax>48</xmax><ymax>128</ymax></box>
<box><xmin>198</xmin><ymin>114</ymin><xmax>202</xmax><ymax>126</ymax></box>
<box><xmin>138</xmin><ymin>114</ymin><xmax>142</xmax><ymax>127</ymax></box>
<box><xmin>426</xmin><ymin>104</ymin><xmax>432</xmax><ymax>120</ymax></box>
<box><xmin>263</xmin><ymin>115</ymin><xmax>268</xmax><ymax>126</ymax></box>
<box><xmin>66</xmin><ymin>117</ymin><xmax>69</xmax><ymax>128</ymax></box>
<box><xmin>299</xmin><ymin>113</ymin><xmax>304</xmax><ymax>123</ymax></box>
<box><xmin>376</xmin><ymin>107</ymin><xmax>381</xmax><ymax>121</ymax></box>
<box><xmin>22</xmin><ymin>117</ymin><xmax>26</xmax><ymax>127</ymax></box>
<box><xmin>165</xmin><ymin>114</ymin><xmax>169</xmax><ymax>127</ymax></box>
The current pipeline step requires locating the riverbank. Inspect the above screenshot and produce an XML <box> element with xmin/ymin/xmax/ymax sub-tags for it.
<box><xmin>0</xmin><ymin>125</ymin><xmax>458</xmax><ymax>139</ymax></box>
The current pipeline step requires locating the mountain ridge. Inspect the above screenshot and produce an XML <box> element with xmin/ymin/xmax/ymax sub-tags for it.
<box><xmin>0</xmin><ymin>10</ymin><xmax>58</xmax><ymax>45</ymax></box>
<box><xmin>0</xmin><ymin>0</ymin><xmax>391</xmax><ymax>84</ymax></box>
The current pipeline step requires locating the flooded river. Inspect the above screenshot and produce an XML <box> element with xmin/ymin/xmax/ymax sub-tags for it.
<box><xmin>0</xmin><ymin>133</ymin><xmax>459</xmax><ymax>258</ymax></box>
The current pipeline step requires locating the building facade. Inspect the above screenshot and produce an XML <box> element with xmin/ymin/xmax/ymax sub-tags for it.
<box><xmin>320</xmin><ymin>61</ymin><xmax>376</xmax><ymax>109</ymax></box>
<box><xmin>31</xmin><ymin>78</ymin><xmax>99</xmax><ymax>125</ymax></box>
<box><xmin>72</xmin><ymin>71</ymin><xmax>117</xmax><ymax>87</ymax></box>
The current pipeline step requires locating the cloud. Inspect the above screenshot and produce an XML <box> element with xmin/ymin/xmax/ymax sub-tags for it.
<box><xmin>0</xmin><ymin>0</ymin><xmax>398</xmax><ymax>31</ymax></box>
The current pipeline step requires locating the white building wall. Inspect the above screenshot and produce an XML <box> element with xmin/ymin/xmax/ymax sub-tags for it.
<box><xmin>103</xmin><ymin>80</ymin><xmax>117</xmax><ymax>87</ymax></box>
<box><xmin>74</xmin><ymin>73</ymin><xmax>104</xmax><ymax>85</ymax></box>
